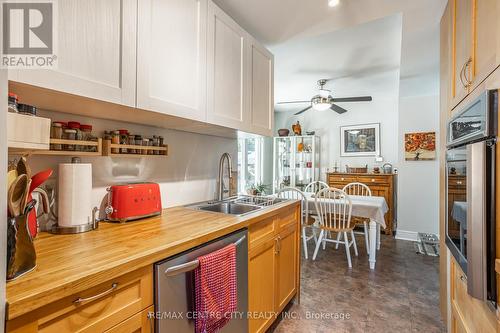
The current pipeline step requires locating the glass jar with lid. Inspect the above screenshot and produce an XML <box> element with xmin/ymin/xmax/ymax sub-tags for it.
<box><xmin>118</xmin><ymin>129</ymin><xmax>129</xmax><ymax>153</ymax></box>
<box><xmin>135</xmin><ymin>135</ymin><xmax>143</xmax><ymax>154</ymax></box>
<box><xmin>128</xmin><ymin>134</ymin><xmax>136</xmax><ymax>154</ymax></box>
<box><xmin>80</xmin><ymin>125</ymin><xmax>95</xmax><ymax>152</ymax></box>
<box><xmin>50</xmin><ymin>122</ymin><xmax>64</xmax><ymax>150</ymax></box>
<box><xmin>111</xmin><ymin>130</ymin><xmax>120</xmax><ymax>154</ymax></box>
<box><xmin>68</xmin><ymin>122</ymin><xmax>82</xmax><ymax>151</ymax></box>
<box><xmin>63</xmin><ymin>129</ymin><xmax>77</xmax><ymax>151</ymax></box>
<box><xmin>18</xmin><ymin>103</ymin><xmax>37</xmax><ymax>116</ymax></box>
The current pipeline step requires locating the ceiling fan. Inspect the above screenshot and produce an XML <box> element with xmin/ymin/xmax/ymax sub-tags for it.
<box><xmin>277</xmin><ymin>79</ymin><xmax>373</xmax><ymax>115</ymax></box>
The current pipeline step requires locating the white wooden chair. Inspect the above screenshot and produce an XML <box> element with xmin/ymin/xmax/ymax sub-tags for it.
<box><xmin>304</xmin><ymin>180</ymin><xmax>329</xmax><ymax>194</ymax></box>
<box><xmin>277</xmin><ymin>187</ymin><xmax>317</xmax><ymax>259</ymax></box>
<box><xmin>312</xmin><ymin>188</ymin><xmax>357</xmax><ymax>268</ymax></box>
<box><xmin>342</xmin><ymin>182</ymin><xmax>371</xmax><ymax>254</ymax></box>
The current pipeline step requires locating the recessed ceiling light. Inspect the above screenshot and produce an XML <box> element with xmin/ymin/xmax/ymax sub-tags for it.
<box><xmin>328</xmin><ymin>0</ymin><xmax>340</xmax><ymax>7</ymax></box>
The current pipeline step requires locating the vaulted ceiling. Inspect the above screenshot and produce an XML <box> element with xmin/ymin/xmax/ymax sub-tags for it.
<box><xmin>214</xmin><ymin>0</ymin><xmax>447</xmax><ymax>108</ymax></box>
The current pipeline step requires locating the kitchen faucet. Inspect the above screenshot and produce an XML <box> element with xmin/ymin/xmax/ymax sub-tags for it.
<box><xmin>217</xmin><ymin>153</ymin><xmax>233</xmax><ymax>201</ymax></box>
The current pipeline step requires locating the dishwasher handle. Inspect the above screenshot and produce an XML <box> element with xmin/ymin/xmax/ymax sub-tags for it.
<box><xmin>164</xmin><ymin>235</ymin><xmax>246</xmax><ymax>277</ymax></box>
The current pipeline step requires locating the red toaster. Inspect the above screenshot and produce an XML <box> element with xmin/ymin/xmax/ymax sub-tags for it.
<box><xmin>106</xmin><ymin>183</ymin><xmax>162</xmax><ymax>222</ymax></box>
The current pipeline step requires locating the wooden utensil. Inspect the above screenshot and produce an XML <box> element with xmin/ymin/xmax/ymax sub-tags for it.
<box><xmin>17</xmin><ymin>157</ymin><xmax>31</xmax><ymax>180</ymax></box>
<box><xmin>8</xmin><ymin>175</ymin><xmax>28</xmax><ymax>217</ymax></box>
<box><xmin>7</xmin><ymin>169</ymin><xmax>18</xmax><ymax>192</ymax></box>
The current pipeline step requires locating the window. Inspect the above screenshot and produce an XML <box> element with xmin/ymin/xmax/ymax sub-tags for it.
<box><xmin>238</xmin><ymin>137</ymin><xmax>263</xmax><ymax>193</ymax></box>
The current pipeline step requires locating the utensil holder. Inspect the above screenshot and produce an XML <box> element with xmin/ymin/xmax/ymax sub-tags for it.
<box><xmin>7</xmin><ymin>205</ymin><xmax>37</xmax><ymax>281</ymax></box>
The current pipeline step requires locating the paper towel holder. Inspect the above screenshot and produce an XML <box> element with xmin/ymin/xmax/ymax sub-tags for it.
<box><xmin>51</xmin><ymin>207</ymin><xmax>100</xmax><ymax>234</ymax></box>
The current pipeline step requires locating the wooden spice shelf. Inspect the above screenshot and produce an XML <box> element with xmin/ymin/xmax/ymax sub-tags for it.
<box><xmin>102</xmin><ymin>139</ymin><xmax>168</xmax><ymax>158</ymax></box>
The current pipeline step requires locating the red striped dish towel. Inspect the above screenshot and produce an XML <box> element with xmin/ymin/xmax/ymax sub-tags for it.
<box><xmin>194</xmin><ymin>244</ymin><xmax>238</xmax><ymax>333</ymax></box>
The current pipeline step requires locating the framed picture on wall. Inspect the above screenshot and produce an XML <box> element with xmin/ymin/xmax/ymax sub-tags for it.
<box><xmin>404</xmin><ymin>131</ymin><xmax>436</xmax><ymax>161</ymax></box>
<box><xmin>340</xmin><ymin>123</ymin><xmax>380</xmax><ymax>157</ymax></box>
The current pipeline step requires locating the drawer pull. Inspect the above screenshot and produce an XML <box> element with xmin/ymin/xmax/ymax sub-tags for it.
<box><xmin>73</xmin><ymin>283</ymin><xmax>118</xmax><ymax>304</ymax></box>
<box><xmin>371</xmin><ymin>179</ymin><xmax>375</xmax><ymax>182</ymax></box>
<box><xmin>341</xmin><ymin>178</ymin><xmax>345</xmax><ymax>181</ymax></box>
<box><xmin>460</xmin><ymin>275</ymin><xmax>467</xmax><ymax>282</ymax></box>
<box><xmin>456</xmin><ymin>181</ymin><xmax>463</xmax><ymax>185</ymax></box>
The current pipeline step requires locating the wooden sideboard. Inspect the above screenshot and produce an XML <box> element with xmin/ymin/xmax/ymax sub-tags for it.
<box><xmin>327</xmin><ymin>172</ymin><xmax>396</xmax><ymax>235</ymax></box>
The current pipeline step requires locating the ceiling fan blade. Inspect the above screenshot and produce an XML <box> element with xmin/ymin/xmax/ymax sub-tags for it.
<box><xmin>330</xmin><ymin>104</ymin><xmax>348</xmax><ymax>114</ymax></box>
<box><xmin>294</xmin><ymin>106</ymin><xmax>312</xmax><ymax>115</ymax></box>
<box><xmin>331</xmin><ymin>96</ymin><xmax>373</xmax><ymax>103</ymax></box>
<box><xmin>277</xmin><ymin>101</ymin><xmax>311</xmax><ymax>105</ymax></box>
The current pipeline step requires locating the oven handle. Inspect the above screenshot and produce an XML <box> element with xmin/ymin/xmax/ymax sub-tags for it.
<box><xmin>164</xmin><ymin>235</ymin><xmax>246</xmax><ymax>277</ymax></box>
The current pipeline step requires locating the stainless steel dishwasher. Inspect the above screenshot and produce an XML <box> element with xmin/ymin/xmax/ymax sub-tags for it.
<box><xmin>154</xmin><ymin>229</ymin><xmax>248</xmax><ymax>333</ymax></box>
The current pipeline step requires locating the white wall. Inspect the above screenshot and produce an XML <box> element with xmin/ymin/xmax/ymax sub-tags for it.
<box><xmin>26</xmin><ymin>110</ymin><xmax>237</xmax><ymax>229</ymax></box>
<box><xmin>396</xmin><ymin>94</ymin><xmax>440</xmax><ymax>240</ymax></box>
<box><xmin>274</xmin><ymin>96</ymin><xmax>400</xmax><ymax>180</ymax></box>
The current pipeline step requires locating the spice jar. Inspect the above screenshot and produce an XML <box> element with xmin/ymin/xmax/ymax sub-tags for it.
<box><xmin>111</xmin><ymin>130</ymin><xmax>120</xmax><ymax>154</ymax></box>
<box><xmin>118</xmin><ymin>130</ymin><xmax>129</xmax><ymax>153</ymax></box>
<box><xmin>135</xmin><ymin>135</ymin><xmax>143</xmax><ymax>154</ymax></box>
<box><xmin>18</xmin><ymin>103</ymin><xmax>37</xmax><ymax>116</ymax></box>
<box><xmin>152</xmin><ymin>136</ymin><xmax>159</xmax><ymax>155</ymax></box>
<box><xmin>80</xmin><ymin>125</ymin><xmax>95</xmax><ymax>152</ymax></box>
<box><xmin>128</xmin><ymin>134</ymin><xmax>136</xmax><ymax>154</ymax></box>
<box><xmin>8</xmin><ymin>93</ymin><xmax>18</xmax><ymax>113</ymax></box>
<box><xmin>142</xmin><ymin>138</ymin><xmax>149</xmax><ymax>155</ymax></box>
<box><xmin>68</xmin><ymin>122</ymin><xmax>82</xmax><ymax>151</ymax></box>
<box><xmin>63</xmin><ymin>129</ymin><xmax>77</xmax><ymax>151</ymax></box>
<box><xmin>158</xmin><ymin>136</ymin><xmax>164</xmax><ymax>156</ymax></box>
<box><xmin>50</xmin><ymin>122</ymin><xmax>64</xmax><ymax>150</ymax></box>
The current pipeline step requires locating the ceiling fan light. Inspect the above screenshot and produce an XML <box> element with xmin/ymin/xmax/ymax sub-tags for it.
<box><xmin>312</xmin><ymin>102</ymin><xmax>331</xmax><ymax>111</ymax></box>
<box><xmin>328</xmin><ymin>0</ymin><xmax>340</xmax><ymax>7</ymax></box>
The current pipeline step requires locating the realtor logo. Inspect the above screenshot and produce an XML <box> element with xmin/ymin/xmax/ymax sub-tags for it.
<box><xmin>1</xmin><ymin>1</ymin><xmax>57</xmax><ymax>68</ymax></box>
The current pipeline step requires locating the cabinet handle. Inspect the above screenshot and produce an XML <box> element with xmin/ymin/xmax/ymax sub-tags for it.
<box><xmin>456</xmin><ymin>181</ymin><xmax>462</xmax><ymax>185</ymax></box>
<box><xmin>341</xmin><ymin>178</ymin><xmax>345</xmax><ymax>181</ymax></box>
<box><xmin>277</xmin><ymin>235</ymin><xmax>282</xmax><ymax>253</ymax></box>
<box><xmin>73</xmin><ymin>283</ymin><xmax>118</xmax><ymax>304</ymax></box>
<box><xmin>459</xmin><ymin>62</ymin><xmax>467</xmax><ymax>88</ymax></box>
<box><xmin>464</xmin><ymin>57</ymin><xmax>473</xmax><ymax>87</ymax></box>
<box><xmin>371</xmin><ymin>179</ymin><xmax>375</xmax><ymax>182</ymax></box>
<box><xmin>460</xmin><ymin>275</ymin><xmax>467</xmax><ymax>282</ymax></box>
<box><xmin>274</xmin><ymin>238</ymin><xmax>280</xmax><ymax>254</ymax></box>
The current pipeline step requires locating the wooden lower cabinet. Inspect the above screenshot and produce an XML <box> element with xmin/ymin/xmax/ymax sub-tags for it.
<box><xmin>450</xmin><ymin>257</ymin><xmax>496</xmax><ymax>333</ymax></box>
<box><xmin>104</xmin><ymin>306</ymin><xmax>154</xmax><ymax>333</ymax></box>
<box><xmin>248</xmin><ymin>205</ymin><xmax>301</xmax><ymax>333</ymax></box>
<box><xmin>7</xmin><ymin>266</ymin><xmax>153</xmax><ymax>333</ymax></box>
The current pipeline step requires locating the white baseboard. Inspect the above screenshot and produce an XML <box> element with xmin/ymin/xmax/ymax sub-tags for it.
<box><xmin>395</xmin><ymin>230</ymin><xmax>419</xmax><ymax>241</ymax></box>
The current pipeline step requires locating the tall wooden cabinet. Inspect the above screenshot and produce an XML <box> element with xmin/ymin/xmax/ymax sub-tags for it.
<box><xmin>9</xmin><ymin>0</ymin><xmax>137</xmax><ymax>107</ymax></box>
<box><xmin>248</xmin><ymin>206</ymin><xmax>300</xmax><ymax>333</ymax></box>
<box><xmin>450</xmin><ymin>0</ymin><xmax>500</xmax><ymax>110</ymax></box>
<box><xmin>136</xmin><ymin>0</ymin><xmax>207</xmax><ymax>121</ymax></box>
<box><xmin>327</xmin><ymin>173</ymin><xmax>396</xmax><ymax>235</ymax></box>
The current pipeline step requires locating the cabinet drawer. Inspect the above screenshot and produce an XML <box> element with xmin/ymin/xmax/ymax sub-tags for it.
<box><xmin>249</xmin><ymin>217</ymin><xmax>277</xmax><ymax>249</ymax></box>
<box><xmin>277</xmin><ymin>207</ymin><xmax>298</xmax><ymax>230</ymax></box>
<box><xmin>104</xmin><ymin>306</ymin><xmax>154</xmax><ymax>333</ymax></box>
<box><xmin>328</xmin><ymin>175</ymin><xmax>356</xmax><ymax>184</ymax></box>
<box><xmin>7</xmin><ymin>266</ymin><xmax>153</xmax><ymax>333</ymax></box>
<box><xmin>356</xmin><ymin>175</ymin><xmax>389</xmax><ymax>185</ymax></box>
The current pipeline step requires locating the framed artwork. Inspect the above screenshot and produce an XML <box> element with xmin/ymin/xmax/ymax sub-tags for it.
<box><xmin>340</xmin><ymin>123</ymin><xmax>380</xmax><ymax>157</ymax></box>
<box><xmin>404</xmin><ymin>131</ymin><xmax>436</xmax><ymax>161</ymax></box>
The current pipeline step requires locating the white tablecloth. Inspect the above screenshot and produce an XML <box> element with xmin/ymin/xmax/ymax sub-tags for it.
<box><xmin>304</xmin><ymin>192</ymin><xmax>389</xmax><ymax>229</ymax></box>
<box><xmin>451</xmin><ymin>201</ymin><xmax>467</xmax><ymax>227</ymax></box>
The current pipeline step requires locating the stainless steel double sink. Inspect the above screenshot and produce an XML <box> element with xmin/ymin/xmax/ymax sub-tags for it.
<box><xmin>187</xmin><ymin>195</ymin><xmax>287</xmax><ymax>216</ymax></box>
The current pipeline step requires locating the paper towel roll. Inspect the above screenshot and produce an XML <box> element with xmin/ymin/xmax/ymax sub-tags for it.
<box><xmin>58</xmin><ymin>163</ymin><xmax>93</xmax><ymax>227</ymax></box>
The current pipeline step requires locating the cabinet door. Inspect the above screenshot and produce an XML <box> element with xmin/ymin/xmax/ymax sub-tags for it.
<box><xmin>471</xmin><ymin>0</ymin><xmax>498</xmax><ymax>87</ymax></box>
<box><xmin>451</xmin><ymin>306</ymin><xmax>469</xmax><ymax>333</ymax></box>
<box><xmin>248</xmin><ymin>237</ymin><xmax>277</xmax><ymax>333</ymax></box>
<box><xmin>104</xmin><ymin>306</ymin><xmax>154</xmax><ymax>333</ymax></box>
<box><xmin>12</xmin><ymin>0</ymin><xmax>137</xmax><ymax>107</ymax></box>
<box><xmin>276</xmin><ymin>226</ymin><xmax>298</xmax><ymax>311</ymax></box>
<box><xmin>136</xmin><ymin>0</ymin><xmax>207</xmax><ymax>121</ymax></box>
<box><xmin>207</xmin><ymin>1</ymin><xmax>250</xmax><ymax>131</ymax></box>
<box><xmin>452</xmin><ymin>0</ymin><xmax>473</xmax><ymax>108</ymax></box>
<box><xmin>249</xmin><ymin>39</ymin><xmax>274</xmax><ymax>136</ymax></box>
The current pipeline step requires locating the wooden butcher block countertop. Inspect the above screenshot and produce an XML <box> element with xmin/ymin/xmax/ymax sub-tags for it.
<box><xmin>6</xmin><ymin>200</ymin><xmax>299</xmax><ymax>320</ymax></box>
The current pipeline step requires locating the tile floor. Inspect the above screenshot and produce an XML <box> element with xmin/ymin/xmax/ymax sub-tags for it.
<box><xmin>269</xmin><ymin>234</ymin><xmax>445</xmax><ymax>333</ymax></box>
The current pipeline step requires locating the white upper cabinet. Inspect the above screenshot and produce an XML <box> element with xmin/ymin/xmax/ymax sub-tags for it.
<box><xmin>136</xmin><ymin>0</ymin><xmax>207</xmax><ymax>121</ymax></box>
<box><xmin>249</xmin><ymin>39</ymin><xmax>274</xmax><ymax>136</ymax></box>
<box><xmin>11</xmin><ymin>0</ymin><xmax>137</xmax><ymax>107</ymax></box>
<box><xmin>206</xmin><ymin>1</ymin><xmax>250</xmax><ymax>131</ymax></box>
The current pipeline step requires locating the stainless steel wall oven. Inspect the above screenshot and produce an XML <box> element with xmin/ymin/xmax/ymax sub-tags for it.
<box><xmin>446</xmin><ymin>90</ymin><xmax>498</xmax><ymax>307</ymax></box>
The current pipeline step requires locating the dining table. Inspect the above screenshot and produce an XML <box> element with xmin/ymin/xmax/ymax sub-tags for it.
<box><xmin>303</xmin><ymin>192</ymin><xmax>389</xmax><ymax>269</ymax></box>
